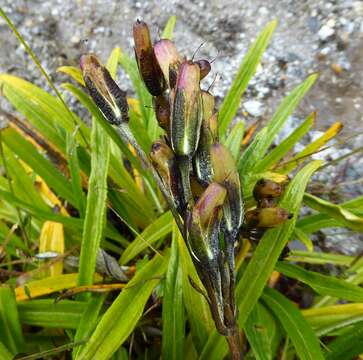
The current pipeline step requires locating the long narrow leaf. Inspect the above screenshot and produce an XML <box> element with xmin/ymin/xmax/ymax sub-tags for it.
<box><xmin>262</xmin><ymin>287</ymin><xmax>324</xmax><ymax>360</ymax></box>
<box><xmin>276</xmin><ymin>262</ymin><xmax>363</xmax><ymax>301</ymax></box>
<box><xmin>219</xmin><ymin>21</ymin><xmax>276</xmax><ymax>136</ymax></box>
<box><xmin>78</xmin><ymin>120</ymin><xmax>110</xmax><ymax>288</ymax></box>
<box><xmin>0</xmin><ymin>286</ymin><xmax>25</xmax><ymax>355</ymax></box>
<box><xmin>77</xmin><ymin>253</ymin><xmax>168</xmax><ymax>360</ymax></box>
<box><xmin>162</xmin><ymin>227</ymin><xmax>185</xmax><ymax>360</ymax></box>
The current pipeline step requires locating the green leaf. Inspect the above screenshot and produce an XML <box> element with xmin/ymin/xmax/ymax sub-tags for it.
<box><xmin>1</xmin><ymin>127</ymin><xmax>76</xmax><ymax>206</ymax></box>
<box><xmin>245</xmin><ymin>303</ymin><xmax>274</xmax><ymax>360</ymax></box>
<box><xmin>66</xmin><ymin>132</ymin><xmax>86</xmax><ymax>217</ymax></box>
<box><xmin>223</xmin><ymin>121</ymin><xmax>245</xmax><ymax>160</ymax></box>
<box><xmin>73</xmin><ymin>294</ymin><xmax>106</xmax><ymax>359</ymax></box>
<box><xmin>2</xmin><ymin>144</ymin><xmax>48</xmax><ymax>211</ymax></box>
<box><xmin>162</xmin><ymin>16</ymin><xmax>177</xmax><ymax>39</ymax></box>
<box><xmin>162</xmin><ymin>227</ymin><xmax>185</xmax><ymax>360</ymax></box>
<box><xmin>18</xmin><ymin>300</ymin><xmax>86</xmax><ymax>329</ymax></box>
<box><xmin>236</xmin><ymin>161</ymin><xmax>322</xmax><ymax>326</ymax></box>
<box><xmin>78</xmin><ymin>120</ymin><xmax>110</xmax><ymax>288</ymax></box>
<box><xmin>276</xmin><ymin>262</ymin><xmax>363</xmax><ymax>302</ymax></box>
<box><xmin>219</xmin><ymin>21</ymin><xmax>276</xmax><ymax>137</ymax></box>
<box><xmin>77</xmin><ymin>253</ymin><xmax>168</xmax><ymax>360</ymax></box>
<box><xmin>0</xmin><ymin>286</ymin><xmax>25</xmax><ymax>355</ymax></box>
<box><xmin>292</xmin><ymin>227</ymin><xmax>313</xmax><ymax>252</ymax></box>
<box><xmin>255</xmin><ymin>112</ymin><xmax>315</xmax><ymax>172</ymax></box>
<box><xmin>262</xmin><ymin>288</ymin><xmax>324</xmax><ymax>360</ymax></box>
<box><xmin>325</xmin><ymin>321</ymin><xmax>363</xmax><ymax>360</ymax></box>
<box><xmin>238</xmin><ymin>74</ymin><xmax>318</xmax><ymax>190</ymax></box>
<box><xmin>286</xmin><ymin>250</ymin><xmax>353</xmax><ymax>266</ymax></box>
<box><xmin>0</xmin><ymin>341</ymin><xmax>12</xmax><ymax>360</ymax></box>
<box><xmin>120</xmin><ymin>211</ymin><xmax>173</xmax><ymax>265</ymax></box>
<box><xmin>304</xmin><ymin>193</ymin><xmax>363</xmax><ymax>232</ymax></box>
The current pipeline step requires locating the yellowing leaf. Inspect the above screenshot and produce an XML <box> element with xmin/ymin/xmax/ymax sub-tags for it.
<box><xmin>57</xmin><ymin>66</ymin><xmax>85</xmax><ymax>86</ymax></box>
<box><xmin>279</xmin><ymin>122</ymin><xmax>343</xmax><ymax>173</ymax></box>
<box><xmin>39</xmin><ymin>221</ymin><xmax>64</xmax><ymax>276</ymax></box>
<box><xmin>16</xmin><ymin>273</ymin><xmax>103</xmax><ymax>301</ymax></box>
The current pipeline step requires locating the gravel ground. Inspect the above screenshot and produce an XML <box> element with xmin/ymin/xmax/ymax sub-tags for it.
<box><xmin>0</xmin><ymin>0</ymin><xmax>362</xmax><ymax>253</ymax></box>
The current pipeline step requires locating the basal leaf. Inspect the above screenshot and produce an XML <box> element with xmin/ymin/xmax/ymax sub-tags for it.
<box><xmin>0</xmin><ymin>286</ymin><xmax>25</xmax><ymax>355</ymax></box>
<box><xmin>162</xmin><ymin>227</ymin><xmax>185</xmax><ymax>360</ymax></box>
<box><xmin>262</xmin><ymin>287</ymin><xmax>324</xmax><ymax>360</ymax></box>
<box><xmin>219</xmin><ymin>21</ymin><xmax>276</xmax><ymax>137</ymax></box>
<box><xmin>120</xmin><ymin>211</ymin><xmax>173</xmax><ymax>265</ymax></box>
<box><xmin>77</xmin><ymin>253</ymin><xmax>168</xmax><ymax>360</ymax></box>
<box><xmin>78</xmin><ymin>120</ymin><xmax>110</xmax><ymax>288</ymax></box>
<box><xmin>276</xmin><ymin>262</ymin><xmax>363</xmax><ymax>302</ymax></box>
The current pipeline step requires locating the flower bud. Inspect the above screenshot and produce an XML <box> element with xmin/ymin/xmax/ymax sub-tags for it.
<box><xmin>153</xmin><ymin>95</ymin><xmax>170</xmax><ymax>132</ymax></box>
<box><xmin>201</xmin><ymin>90</ymin><xmax>215</xmax><ymax>121</ymax></box>
<box><xmin>170</xmin><ymin>61</ymin><xmax>203</xmax><ymax>158</ymax></box>
<box><xmin>194</xmin><ymin>113</ymin><xmax>218</xmax><ymax>184</ymax></box>
<box><xmin>253</xmin><ymin>179</ymin><xmax>282</xmax><ymax>201</ymax></box>
<box><xmin>244</xmin><ymin>207</ymin><xmax>293</xmax><ymax>229</ymax></box>
<box><xmin>153</xmin><ymin>39</ymin><xmax>181</xmax><ymax>88</ymax></box>
<box><xmin>210</xmin><ymin>143</ymin><xmax>243</xmax><ymax>236</ymax></box>
<box><xmin>187</xmin><ymin>182</ymin><xmax>226</xmax><ymax>330</ymax></box>
<box><xmin>150</xmin><ymin>140</ymin><xmax>185</xmax><ymax>212</ymax></box>
<box><xmin>195</xmin><ymin>59</ymin><xmax>211</xmax><ymax>80</ymax></box>
<box><xmin>80</xmin><ymin>54</ymin><xmax>129</xmax><ymax>125</ymax></box>
<box><xmin>133</xmin><ymin>20</ymin><xmax>166</xmax><ymax>96</ymax></box>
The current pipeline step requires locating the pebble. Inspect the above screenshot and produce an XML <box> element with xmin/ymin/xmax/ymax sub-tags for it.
<box><xmin>243</xmin><ymin>100</ymin><xmax>265</xmax><ymax>117</ymax></box>
<box><xmin>318</xmin><ymin>24</ymin><xmax>335</xmax><ymax>41</ymax></box>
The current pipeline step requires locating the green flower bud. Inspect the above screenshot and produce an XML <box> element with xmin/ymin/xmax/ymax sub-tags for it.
<box><xmin>170</xmin><ymin>61</ymin><xmax>203</xmax><ymax>158</ymax></box>
<box><xmin>210</xmin><ymin>143</ymin><xmax>243</xmax><ymax>237</ymax></box>
<box><xmin>245</xmin><ymin>207</ymin><xmax>293</xmax><ymax>228</ymax></box>
<box><xmin>133</xmin><ymin>20</ymin><xmax>166</xmax><ymax>96</ymax></box>
<box><xmin>194</xmin><ymin>113</ymin><xmax>218</xmax><ymax>184</ymax></box>
<box><xmin>80</xmin><ymin>54</ymin><xmax>129</xmax><ymax>125</ymax></box>
<box><xmin>153</xmin><ymin>39</ymin><xmax>182</xmax><ymax>89</ymax></box>
<box><xmin>187</xmin><ymin>182</ymin><xmax>226</xmax><ymax>264</ymax></box>
<box><xmin>253</xmin><ymin>179</ymin><xmax>282</xmax><ymax>201</ymax></box>
<box><xmin>154</xmin><ymin>95</ymin><xmax>170</xmax><ymax>133</ymax></box>
<box><xmin>195</xmin><ymin>59</ymin><xmax>211</xmax><ymax>80</ymax></box>
<box><xmin>187</xmin><ymin>182</ymin><xmax>226</xmax><ymax>331</ymax></box>
<box><xmin>150</xmin><ymin>140</ymin><xmax>185</xmax><ymax>212</ymax></box>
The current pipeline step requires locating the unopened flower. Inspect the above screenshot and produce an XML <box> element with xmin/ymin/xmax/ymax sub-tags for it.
<box><xmin>170</xmin><ymin>61</ymin><xmax>203</xmax><ymax>158</ymax></box>
<box><xmin>133</xmin><ymin>20</ymin><xmax>166</xmax><ymax>96</ymax></box>
<box><xmin>195</xmin><ymin>59</ymin><xmax>211</xmax><ymax>80</ymax></box>
<box><xmin>245</xmin><ymin>207</ymin><xmax>293</xmax><ymax>228</ymax></box>
<box><xmin>194</xmin><ymin>91</ymin><xmax>218</xmax><ymax>184</ymax></box>
<box><xmin>154</xmin><ymin>95</ymin><xmax>170</xmax><ymax>133</ymax></box>
<box><xmin>253</xmin><ymin>179</ymin><xmax>282</xmax><ymax>201</ymax></box>
<box><xmin>150</xmin><ymin>140</ymin><xmax>185</xmax><ymax>212</ymax></box>
<box><xmin>153</xmin><ymin>39</ymin><xmax>181</xmax><ymax>89</ymax></box>
<box><xmin>80</xmin><ymin>54</ymin><xmax>129</xmax><ymax>125</ymax></box>
<box><xmin>210</xmin><ymin>143</ymin><xmax>243</xmax><ymax>237</ymax></box>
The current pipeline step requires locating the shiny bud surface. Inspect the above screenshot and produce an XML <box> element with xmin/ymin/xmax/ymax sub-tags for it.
<box><xmin>253</xmin><ymin>179</ymin><xmax>282</xmax><ymax>201</ymax></box>
<box><xmin>153</xmin><ymin>39</ymin><xmax>181</xmax><ymax>89</ymax></box>
<box><xmin>133</xmin><ymin>20</ymin><xmax>166</xmax><ymax>96</ymax></box>
<box><xmin>80</xmin><ymin>54</ymin><xmax>128</xmax><ymax>125</ymax></box>
<box><xmin>245</xmin><ymin>207</ymin><xmax>293</xmax><ymax>228</ymax></box>
<box><xmin>170</xmin><ymin>61</ymin><xmax>203</xmax><ymax>158</ymax></box>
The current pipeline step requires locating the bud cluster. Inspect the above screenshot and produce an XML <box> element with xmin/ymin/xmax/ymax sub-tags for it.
<box><xmin>133</xmin><ymin>20</ymin><xmax>244</xmax><ymax>338</ymax></box>
<box><xmin>242</xmin><ymin>178</ymin><xmax>293</xmax><ymax>242</ymax></box>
